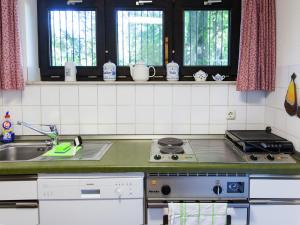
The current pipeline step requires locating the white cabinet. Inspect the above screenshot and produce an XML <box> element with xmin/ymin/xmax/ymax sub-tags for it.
<box><xmin>250</xmin><ymin>176</ymin><xmax>300</xmax><ymax>225</ymax></box>
<box><xmin>250</xmin><ymin>205</ymin><xmax>300</xmax><ymax>225</ymax></box>
<box><xmin>0</xmin><ymin>179</ymin><xmax>39</xmax><ymax>225</ymax></box>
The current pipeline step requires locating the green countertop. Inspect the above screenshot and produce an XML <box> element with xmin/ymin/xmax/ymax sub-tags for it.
<box><xmin>1</xmin><ymin>140</ymin><xmax>300</xmax><ymax>175</ymax></box>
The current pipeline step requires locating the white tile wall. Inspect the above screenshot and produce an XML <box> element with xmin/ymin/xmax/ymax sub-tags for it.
<box><xmin>265</xmin><ymin>64</ymin><xmax>300</xmax><ymax>151</ymax></box>
<box><xmin>0</xmin><ymin>83</ymin><xmax>266</xmax><ymax>135</ymax></box>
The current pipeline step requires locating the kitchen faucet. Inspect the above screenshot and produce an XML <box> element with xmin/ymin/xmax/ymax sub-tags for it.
<box><xmin>17</xmin><ymin>121</ymin><xmax>59</xmax><ymax>146</ymax></box>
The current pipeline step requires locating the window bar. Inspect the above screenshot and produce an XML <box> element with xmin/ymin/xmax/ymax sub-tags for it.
<box><xmin>122</xmin><ymin>11</ymin><xmax>125</xmax><ymax>65</ymax></box>
<box><xmin>134</xmin><ymin>11</ymin><xmax>137</xmax><ymax>63</ymax></box>
<box><xmin>85</xmin><ymin>11</ymin><xmax>87</xmax><ymax>66</ymax></box>
<box><xmin>78</xmin><ymin>11</ymin><xmax>81</xmax><ymax>66</ymax></box>
<box><xmin>59</xmin><ymin>11</ymin><xmax>62</xmax><ymax>66</ymax></box>
<box><xmin>72</xmin><ymin>11</ymin><xmax>75</xmax><ymax>63</ymax></box>
<box><xmin>196</xmin><ymin>11</ymin><xmax>199</xmax><ymax>65</ymax></box>
<box><xmin>91</xmin><ymin>11</ymin><xmax>94</xmax><ymax>66</ymax></box>
<box><xmin>202</xmin><ymin>11</ymin><xmax>205</xmax><ymax>65</ymax></box>
<box><xmin>152</xmin><ymin>11</ymin><xmax>155</xmax><ymax>65</ymax></box>
<box><xmin>128</xmin><ymin>11</ymin><xmax>131</xmax><ymax>65</ymax></box>
<box><xmin>146</xmin><ymin>11</ymin><xmax>149</xmax><ymax>64</ymax></box>
<box><xmin>51</xmin><ymin>12</ymin><xmax>56</xmax><ymax>66</ymax></box>
<box><xmin>140</xmin><ymin>11</ymin><xmax>143</xmax><ymax>62</ymax></box>
<box><xmin>208</xmin><ymin>12</ymin><xmax>211</xmax><ymax>65</ymax></box>
<box><xmin>214</xmin><ymin>11</ymin><xmax>217</xmax><ymax>65</ymax></box>
<box><xmin>189</xmin><ymin>12</ymin><xmax>192</xmax><ymax>65</ymax></box>
<box><xmin>65</xmin><ymin>11</ymin><xmax>68</xmax><ymax>62</ymax></box>
<box><xmin>221</xmin><ymin>11</ymin><xmax>223</xmax><ymax>65</ymax></box>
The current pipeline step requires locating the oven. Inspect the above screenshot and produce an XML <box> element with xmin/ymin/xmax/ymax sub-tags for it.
<box><xmin>146</xmin><ymin>173</ymin><xmax>249</xmax><ymax>225</ymax></box>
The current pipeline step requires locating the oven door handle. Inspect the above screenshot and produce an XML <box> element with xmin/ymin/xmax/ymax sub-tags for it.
<box><xmin>147</xmin><ymin>202</ymin><xmax>249</xmax><ymax>209</ymax></box>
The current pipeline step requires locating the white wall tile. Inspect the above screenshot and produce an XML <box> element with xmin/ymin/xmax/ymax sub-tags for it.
<box><xmin>136</xmin><ymin>106</ymin><xmax>154</xmax><ymax>124</ymax></box>
<box><xmin>117</xmin><ymin>124</ymin><xmax>135</xmax><ymax>134</ymax></box>
<box><xmin>227</xmin><ymin>123</ymin><xmax>246</xmax><ymax>130</ymax></box>
<box><xmin>154</xmin><ymin>106</ymin><xmax>172</xmax><ymax>124</ymax></box>
<box><xmin>80</xmin><ymin>125</ymin><xmax>98</xmax><ymax>135</ymax></box>
<box><xmin>136</xmin><ymin>124</ymin><xmax>154</xmax><ymax>134</ymax></box>
<box><xmin>41</xmin><ymin>86</ymin><xmax>60</xmax><ymax>106</ymax></box>
<box><xmin>60</xmin><ymin>125</ymin><xmax>80</xmax><ymax>135</ymax></box>
<box><xmin>247</xmin><ymin>106</ymin><xmax>265</xmax><ymax>124</ymax></box>
<box><xmin>265</xmin><ymin>107</ymin><xmax>276</xmax><ymax>126</ymax></box>
<box><xmin>154</xmin><ymin>124</ymin><xmax>172</xmax><ymax>134</ymax></box>
<box><xmin>22</xmin><ymin>106</ymin><xmax>41</xmax><ymax>124</ymax></box>
<box><xmin>191</xmin><ymin>86</ymin><xmax>210</xmax><ymax>106</ymax></box>
<box><xmin>172</xmin><ymin>106</ymin><xmax>191</xmax><ymax>124</ymax></box>
<box><xmin>172</xmin><ymin>124</ymin><xmax>191</xmax><ymax>134</ymax></box>
<box><xmin>246</xmin><ymin>124</ymin><xmax>265</xmax><ymax>130</ymax></box>
<box><xmin>3</xmin><ymin>91</ymin><xmax>22</xmax><ymax>106</ymax></box>
<box><xmin>274</xmin><ymin>109</ymin><xmax>287</xmax><ymax>132</ymax></box>
<box><xmin>79</xmin><ymin>106</ymin><xmax>98</xmax><ymax>124</ymax></box>
<box><xmin>23</xmin><ymin>125</ymin><xmax>43</xmax><ymax>135</ymax></box>
<box><xmin>191</xmin><ymin>106</ymin><xmax>209</xmax><ymax>124</ymax></box>
<box><xmin>117</xmin><ymin>106</ymin><xmax>135</xmax><ymax>123</ymax></box>
<box><xmin>286</xmin><ymin>115</ymin><xmax>300</xmax><ymax>138</ymax></box>
<box><xmin>0</xmin><ymin>91</ymin><xmax>2</xmax><ymax>106</ymax></box>
<box><xmin>98</xmin><ymin>85</ymin><xmax>116</xmax><ymax>106</ymax></box>
<box><xmin>98</xmin><ymin>124</ymin><xmax>117</xmax><ymax>134</ymax></box>
<box><xmin>228</xmin><ymin>85</ymin><xmax>247</xmax><ymax>106</ymax></box>
<box><xmin>60</xmin><ymin>86</ymin><xmax>78</xmax><ymax>106</ymax></box>
<box><xmin>209</xmin><ymin>124</ymin><xmax>227</xmax><ymax>134</ymax></box>
<box><xmin>60</xmin><ymin>106</ymin><xmax>79</xmax><ymax>124</ymax></box>
<box><xmin>210</xmin><ymin>106</ymin><xmax>228</xmax><ymax>124</ymax></box>
<box><xmin>173</xmin><ymin>85</ymin><xmax>191</xmax><ymax>106</ymax></box>
<box><xmin>41</xmin><ymin>106</ymin><xmax>60</xmax><ymax>124</ymax></box>
<box><xmin>79</xmin><ymin>86</ymin><xmax>97</xmax><ymax>106</ymax></box>
<box><xmin>191</xmin><ymin>125</ymin><xmax>209</xmax><ymax>134</ymax></box>
<box><xmin>210</xmin><ymin>85</ymin><xmax>228</xmax><ymax>106</ymax></box>
<box><xmin>136</xmin><ymin>85</ymin><xmax>154</xmax><ymax>106</ymax></box>
<box><xmin>98</xmin><ymin>106</ymin><xmax>116</xmax><ymax>124</ymax></box>
<box><xmin>154</xmin><ymin>85</ymin><xmax>172</xmax><ymax>106</ymax></box>
<box><xmin>247</xmin><ymin>91</ymin><xmax>266</xmax><ymax>105</ymax></box>
<box><xmin>22</xmin><ymin>86</ymin><xmax>41</xmax><ymax>106</ymax></box>
<box><xmin>276</xmin><ymin>65</ymin><xmax>289</xmax><ymax>88</ymax></box>
<box><xmin>117</xmin><ymin>85</ymin><xmax>135</xmax><ymax>105</ymax></box>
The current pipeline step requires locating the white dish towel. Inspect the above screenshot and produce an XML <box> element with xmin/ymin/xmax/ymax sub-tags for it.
<box><xmin>168</xmin><ymin>203</ymin><xmax>228</xmax><ymax>225</ymax></box>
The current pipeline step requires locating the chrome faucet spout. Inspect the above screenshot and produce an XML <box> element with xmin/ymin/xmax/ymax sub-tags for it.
<box><xmin>17</xmin><ymin>121</ymin><xmax>59</xmax><ymax>145</ymax></box>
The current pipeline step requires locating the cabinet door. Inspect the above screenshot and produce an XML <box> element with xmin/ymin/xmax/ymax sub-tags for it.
<box><xmin>250</xmin><ymin>205</ymin><xmax>300</xmax><ymax>225</ymax></box>
<box><xmin>0</xmin><ymin>208</ymin><xmax>39</xmax><ymax>225</ymax></box>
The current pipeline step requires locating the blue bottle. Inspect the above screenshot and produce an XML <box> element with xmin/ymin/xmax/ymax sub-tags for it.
<box><xmin>1</xmin><ymin>112</ymin><xmax>15</xmax><ymax>143</ymax></box>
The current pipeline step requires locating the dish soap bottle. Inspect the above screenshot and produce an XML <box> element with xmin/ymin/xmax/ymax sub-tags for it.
<box><xmin>1</xmin><ymin>112</ymin><xmax>15</xmax><ymax>143</ymax></box>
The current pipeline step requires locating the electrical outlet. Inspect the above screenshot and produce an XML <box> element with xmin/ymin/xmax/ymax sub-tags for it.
<box><xmin>227</xmin><ymin>110</ymin><xmax>236</xmax><ymax>120</ymax></box>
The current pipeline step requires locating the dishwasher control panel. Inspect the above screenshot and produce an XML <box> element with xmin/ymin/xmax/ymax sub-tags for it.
<box><xmin>38</xmin><ymin>174</ymin><xmax>144</xmax><ymax>200</ymax></box>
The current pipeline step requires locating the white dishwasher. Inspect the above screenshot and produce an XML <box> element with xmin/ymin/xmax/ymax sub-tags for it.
<box><xmin>38</xmin><ymin>173</ymin><xmax>144</xmax><ymax>225</ymax></box>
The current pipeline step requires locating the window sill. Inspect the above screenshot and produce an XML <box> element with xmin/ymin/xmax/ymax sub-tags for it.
<box><xmin>26</xmin><ymin>81</ymin><xmax>236</xmax><ymax>85</ymax></box>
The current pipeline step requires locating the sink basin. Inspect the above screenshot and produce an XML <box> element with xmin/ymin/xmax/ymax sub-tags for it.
<box><xmin>0</xmin><ymin>141</ymin><xmax>112</xmax><ymax>162</ymax></box>
<box><xmin>0</xmin><ymin>142</ymin><xmax>52</xmax><ymax>161</ymax></box>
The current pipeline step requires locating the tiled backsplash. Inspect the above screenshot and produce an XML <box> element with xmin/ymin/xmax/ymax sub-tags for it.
<box><xmin>0</xmin><ymin>83</ymin><xmax>266</xmax><ymax>136</ymax></box>
<box><xmin>265</xmin><ymin>64</ymin><xmax>300</xmax><ymax>151</ymax></box>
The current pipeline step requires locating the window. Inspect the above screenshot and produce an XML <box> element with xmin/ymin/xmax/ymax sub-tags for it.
<box><xmin>38</xmin><ymin>0</ymin><xmax>105</xmax><ymax>81</ymax></box>
<box><xmin>106</xmin><ymin>0</ymin><xmax>173</xmax><ymax>80</ymax></box>
<box><xmin>37</xmin><ymin>0</ymin><xmax>240</xmax><ymax>81</ymax></box>
<box><xmin>49</xmin><ymin>10</ymin><xmax>97</xmax><ymax>67</ymax></box>
<box><xmin>174</xmin><ymin>0</ymin><xmax>241</xmax><ymax>80</ymax></box>
<box><xmin>184</xmin><ymin>10</ymin><xmax>229</xmax><ymax>66</ymax></box>
<box><xmin>117</xmin><ymin>10</ymin><xmax>164</xmax><ymax>66</ymax></box>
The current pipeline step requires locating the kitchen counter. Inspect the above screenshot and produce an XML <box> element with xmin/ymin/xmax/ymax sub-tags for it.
<box><xmin>1</xmin><ymin>139</ymin><xmax>300</xmax><ymax>175</ymax></box>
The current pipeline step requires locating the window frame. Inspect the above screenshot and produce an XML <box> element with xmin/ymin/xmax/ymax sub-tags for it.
<box><xmin>105</xmin><ymin>0</ymin><xmax>173</xmax><ymax>81</ymax></box>
<box><xmin>37</xmin><ymin>0</ymin><xmax>105</xmax><ymax>81</ymax></box>
<box><xmin>174</xmin><ymin>0</ymin><xmax>241</xmax><ymax>81</ymax></box>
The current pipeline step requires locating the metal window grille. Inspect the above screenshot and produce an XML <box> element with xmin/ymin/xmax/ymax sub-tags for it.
<box><xmin>117</xmin><ymin>10</ymin><xmax>163</xmax><ymax>66</ymax></box>
<box><xmin>184</xmin><ymin>10</ymin><xmax>229</xmax><ymax>66</ymax></box>
<box><xmin>49</xmin><ymin>10</ymin><xmax>97</xmax><ymax>67</ymax></box>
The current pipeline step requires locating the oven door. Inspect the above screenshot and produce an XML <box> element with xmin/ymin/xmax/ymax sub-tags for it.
<box><xmin>147</xmin><ymin>202</ymin><xmax>249</xmax><ymax>225</ymax></box>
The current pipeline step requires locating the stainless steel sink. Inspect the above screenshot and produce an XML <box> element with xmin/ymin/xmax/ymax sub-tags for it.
<box><xmin>0</xmin><ymin>142</ymin><xmax>52</xmax><ymax>161</ymax></box>
<box><xmin>0</xmin><ymin>141</ymin><xmax>112</xmax><ymax>162</ymax></box>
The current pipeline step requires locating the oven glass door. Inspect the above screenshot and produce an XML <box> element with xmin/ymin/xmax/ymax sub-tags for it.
<box><xmin>147</xmin><ymin>202</ymin><xmax>249</xmax><ymax>225</ymax></box>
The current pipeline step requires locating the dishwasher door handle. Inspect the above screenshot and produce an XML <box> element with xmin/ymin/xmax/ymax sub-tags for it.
<box><xmin>0</xmin><ymin>202</ymin><xmax>38</xmax><ymax>209</ymax></box>
<box><xmin>81</xmin><ymin>189</ymin><xmax>101</xmax><ymax>199</ymax></box>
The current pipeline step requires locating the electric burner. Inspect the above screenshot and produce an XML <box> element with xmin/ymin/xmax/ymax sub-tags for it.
<box><xmin>158</xmin><ymin>138</ymin><xmax>183</xmax><ymax>147</ymax></box>
<box><xmin>160</xmin><ymin>146</ymin><xmax>185</xmax><ymax>155</ymax></box>
<box><xmin>150</xmin><ymin>139</ymin><xmax>196</xmax><ymax>162</ymax></box>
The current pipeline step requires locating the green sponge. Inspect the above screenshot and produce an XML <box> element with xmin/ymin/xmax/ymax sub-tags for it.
<box><xmin>53</xmin><ymin>142</ymin><xmax>72</xmax><ymax>153</ymax></box>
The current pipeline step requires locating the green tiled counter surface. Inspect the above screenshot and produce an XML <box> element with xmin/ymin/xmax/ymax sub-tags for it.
<box><xmin>1</xmin><ymin>140</ymin><xmax>300</xmax><ymax>175</ymax></box>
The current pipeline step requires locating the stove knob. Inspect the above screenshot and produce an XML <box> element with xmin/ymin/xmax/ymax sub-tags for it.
<box><xmin>250</xmin><ymin>154</ymin><xmax>258</xmax><ymax>161</ymax></box>
<box><xmin>161</xmin><ymin>185</ymin><xmax>171</xmax><ymax>195</ymax></box>
<box><xmin>213</xmin><ymin>185</ymin><xmax>223</xmax><ymax>195</ymax></box>
<box><xmin>267</xmin><ymin>154</ymin><xmax>275</xmax><ymax>161</ymax></box>
<box><xmin>154</xmin><ymin>154</ymin><xmax>162</xmax><ymax>160</ymax></box>
<box><xmin>171</xmin><ymin>155</ymin><xmax>179</xmax><ymax>160</ymax></box>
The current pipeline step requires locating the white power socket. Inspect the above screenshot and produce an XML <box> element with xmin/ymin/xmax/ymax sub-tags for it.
<box><xmin>227</xmin><ymin>110</ymin><xmax>236</xmax><ymax>120</ymax></box>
